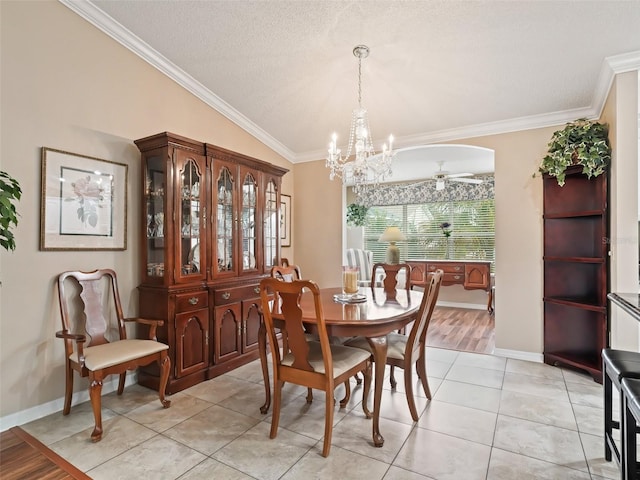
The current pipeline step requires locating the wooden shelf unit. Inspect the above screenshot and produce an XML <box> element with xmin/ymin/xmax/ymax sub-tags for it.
<box><xmin>542</xmin><ymin>165</ymin><xmax>609</xmax><ymax>383</ymax></box>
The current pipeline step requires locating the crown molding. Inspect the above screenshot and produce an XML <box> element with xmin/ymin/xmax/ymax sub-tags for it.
<box><xmin>296</xmin><ymin>106</ymin><xmax>596</xmax><ymax>164</ymax></box>
<box><xmin>60</xmin><ymin>0</ymin><xmax>297</xmax><ymax>163</ymax></box>
<box><xmin>592</xmin><ymin>50</ymin><xmax>640</xmax><ymax>119</ymax></box>
<box><xmin>61</xmin><ymin>1</ymin><xmax>638</xmax><ymax>166</ymax></box>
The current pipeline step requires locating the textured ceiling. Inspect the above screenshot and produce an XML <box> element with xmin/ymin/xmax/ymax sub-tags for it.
<box><xmin>66</xmin><ymin>1</ymin><xmax>640</xmax><ymax>169</ymax></box>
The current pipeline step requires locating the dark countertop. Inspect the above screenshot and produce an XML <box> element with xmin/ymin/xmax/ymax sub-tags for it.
<box><xmin>608</xmin><ymin>293</ymin><xmax>640</xmax><ymax>322</ymax></box>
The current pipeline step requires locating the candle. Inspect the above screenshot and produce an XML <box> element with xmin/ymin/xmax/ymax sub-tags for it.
<box><xmin>342</xmin><ymin>267</ymin><xmax>359</xmax><ymax>295</ymax></box>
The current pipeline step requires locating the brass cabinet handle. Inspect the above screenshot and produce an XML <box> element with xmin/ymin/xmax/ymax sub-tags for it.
<box><xmin>222</xmin><ymin>292</ymin><xmax>231</xmax><ymax>300</ymax></box>
<box><xmin>454</xmin><ymin>266</ymin><xmax>462</xmax><ymax>271</ymax></box>
<box><xmin>453</xmin><ymin>275</ymin><xmax>462</xmax><ymax>280</ymax></box>
<box><xmin>254</xmin><ymin>286</ymin><xmax>260</xmax><ymax>294</ymax></box>
<box><xmin>189</xmin><ymin>297</ymin><xmax>199</xmax><ymax>305</ymax></box>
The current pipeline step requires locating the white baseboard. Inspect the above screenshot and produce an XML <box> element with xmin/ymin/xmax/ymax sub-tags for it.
<box><xmin>0</xmin><ymin>372</ymin><xmax>137</xmax><ymax>432</ymax></box>
<box><xmin>493</xmin><ymin>348</ymin><xmax>544</xmax><ymax>363</ymax></box>
<box><xmin>437</xmin><ymin>300</ymin><xmax>487</xmax><ymax>310</ymax></box>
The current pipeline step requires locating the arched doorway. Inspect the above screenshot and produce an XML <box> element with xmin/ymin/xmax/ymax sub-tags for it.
<box><xmin>344</xmin><ymin>144</ymin><xmax>496</xmax><ymax>354</ymax></box>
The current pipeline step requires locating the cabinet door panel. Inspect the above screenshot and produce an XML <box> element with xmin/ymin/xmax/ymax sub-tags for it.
<box><xmin>175</xmin><ymin>308</ymin><xmax>209</xmax><ymax>378</ymax></box>
<box><xmin>213</xmin><ymin>161</ymin><xmax>238</xmax><ymax>278</ymax></box>
<box><xmin>243</xmin><ymin>298</ymin><xmax>262</xmax><ymax>353</ymax></box>
<box><xmin>142</xmin><ymin>152</ymin><xmax>167</xmax><ymax>285</ymax></box>
<box><xmin>407</xmin><ymin>262</ymin><xmax>427</xmax><ymax>287</ymax></box>
<box><xmin>465</xmin><ymin>264</ymin><xmax>489</xmax><ymax>289</ymax></box>
<box><xmin>214</xmin><ymin>303</ymin><xmax>242</xmax><ymax>363</ymax></box>
<box><xmin>240</xmin><ymin>167</ymin><xmax>260</xmax><ymax>275</ymax></box>
<box><xmin>263</xmin><ymin>178</ymin><xmax>279</xmax><ymax>271</ymax></box>
<box><xmin>174</xmin><ymin>150</ymin><xmax>207</xmax><ymax>283</ymax></box>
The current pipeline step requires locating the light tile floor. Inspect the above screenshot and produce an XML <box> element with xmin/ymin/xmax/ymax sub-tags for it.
<box><xmin>20</xmin><ymin>348</ymin><xmax>620</xmax><ymax>480</ymax></box>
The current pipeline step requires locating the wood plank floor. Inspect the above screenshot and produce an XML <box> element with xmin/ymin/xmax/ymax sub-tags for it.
<box><xmin>0</xmin><ymin>427</ymin><xmax>91</xmax><ymax>480</ymax></box>
<box><xmin>427</xmin><ymin>306</ymin><xmax>495</xmax><ymax>354</ymax></box>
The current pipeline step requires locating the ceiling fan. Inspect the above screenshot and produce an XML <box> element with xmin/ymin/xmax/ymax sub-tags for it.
<box><xmin>432</xmin><ymin>161</ymin><xmax>483</xmax><ymax>191</ymax></box>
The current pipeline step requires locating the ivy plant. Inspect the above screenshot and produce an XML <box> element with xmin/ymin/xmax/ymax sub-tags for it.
<box><xmin>0</xmin><ymin>171</ymin><xmax>22</xmax><ymax>251</ymax></box>
<box><xmin>538</xmin><ymin>118</ymin><xmax>611</xmax><ymax>186</ymax></box>
<box><xmin>346</xmin><ymin>203</ymin><xmax>369</xmax><ymax>227</ymax></box>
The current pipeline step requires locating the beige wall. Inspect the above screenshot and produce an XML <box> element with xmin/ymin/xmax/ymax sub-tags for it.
<box><xmin>0</xmin><ymin>1</ymin><xmax>293</xmax><ymax>422</ymax></box>
<box><xmin>601</xmin><ymin>71</ymin><xmax>640</xmax><ymax>350</ymax></box>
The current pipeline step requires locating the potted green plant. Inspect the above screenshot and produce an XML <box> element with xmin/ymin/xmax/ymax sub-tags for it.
<box><xmin>0</xmin><ymin>171</ymin><xmax>22</xmax><ymax>251</ymax></box>
<box><xmin>346</xmin><ymin>203</ymin><xmax>369</xmax><ymax>227</ymax></box>
<box><xmin>538</xmin><ymin>118</ymin><xmax>611</xmax><ymax>186</ymax></box>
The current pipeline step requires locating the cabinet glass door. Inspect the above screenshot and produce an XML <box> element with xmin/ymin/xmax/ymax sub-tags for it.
<box><xmin>178</xmin><ymin>158</ymin><xmax>204</xmax><ymax>280</ymax></box>
<box><xmin>216</xmin><ymin>165</ymin><xmax>235</xmax><ymax>274</ymax></box>
<box><xmin>264</xmin><ymin>180</ymin><xmax>278</xmax><ymax>269</ymax></box>
<box><xmin>144</xmin><ymin>155</ymin><xmax>166</xmax><ymax>279</ymax></box>
<box><xmin>241</xmin><ymin>172</ymin><xmax>257</xmax><ymax>272</ymax></box>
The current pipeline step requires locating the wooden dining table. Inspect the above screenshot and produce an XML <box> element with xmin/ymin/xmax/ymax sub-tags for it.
<box><xmin>258</xmin><ymin>286</ymin><xmax>423</xmax><ymax>447</ymax></box>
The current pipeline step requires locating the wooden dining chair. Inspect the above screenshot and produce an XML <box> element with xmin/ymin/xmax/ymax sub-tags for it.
<box><xmin>269</xmin><ymin>263</ymin><xmax>354</xmax><ymax>405</ymax></box>
<box><xmin>259</xmin><ymin>277</ymin><xmax>372</xmax><ymax>457</ymax></box>
<box><xmin>347</xmin><ymin>269</ymin><xmax>443</xmax><ymax>421</ymax></box>
<box><xmin>372</xmin><ymin>262</ymin><xmax>412</xmax><ymax>295</ymax></box>
<box><xmin>56</xmin><ymin>269</ymin><xmax>171</xmax><ymax>441</ymax></box>
<box><xmin>271</xmin><ymin>263</ymin><xmax>303</xmax><ymax>283</ymax></box>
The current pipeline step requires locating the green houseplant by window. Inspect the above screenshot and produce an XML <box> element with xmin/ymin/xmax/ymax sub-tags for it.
<box><xmin>0</xmin><ymin>171</ymin><xmax>22</xmax><ymax>251</ymax></box>
<box><xmin>538</xmin><ymin>118</ymin><xmax>611</xmax><ymax>186</ymax></box>
<box><xmin>346</xmin><ymin>203</ymin><xmax>369</xmax><ymax>227</ymax></box>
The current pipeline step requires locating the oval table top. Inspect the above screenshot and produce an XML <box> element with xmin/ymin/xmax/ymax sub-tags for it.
<box><xmin>296</xmin><ymin>287</ymin><xmax>423</xmax><ymax>338</ymax></box>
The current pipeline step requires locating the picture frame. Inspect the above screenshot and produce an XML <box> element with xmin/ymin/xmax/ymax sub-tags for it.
<box><xmin>280</xmin><ymin>194</ymin><xmax>291</xmax><ymax>247</ymax></box>
<box><xmin>40</xmin><ymin>147</ymin><xmax>128</xmax><ymax>251</ymax></box>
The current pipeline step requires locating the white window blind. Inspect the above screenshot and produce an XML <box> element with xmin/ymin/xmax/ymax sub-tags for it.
<box><xmin>363</xmin><ymin>199</ymin><xmax>495</xmax><ymax>267</ymax></box>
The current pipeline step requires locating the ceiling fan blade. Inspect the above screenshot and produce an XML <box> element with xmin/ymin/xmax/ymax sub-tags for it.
<box><xmin>451</xmin><ymin>177</ymin><xmax>483</xmax><ymax>184</ymax></box>
<box><xmin>447</xmin><ymin>172</ymin><xmax>473</xmax><ymax>178</ymax></box>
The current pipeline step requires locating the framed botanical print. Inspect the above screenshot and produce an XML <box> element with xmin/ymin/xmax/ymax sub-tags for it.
<box><xmin>40</xmin><ymin>147</ymin><xmax>128</xmax><ymax>250</ymax></box>
<box><xmin>280</xmin><ymin>194</ymin><xmax>291</xmax><ymax>247</ymax></box>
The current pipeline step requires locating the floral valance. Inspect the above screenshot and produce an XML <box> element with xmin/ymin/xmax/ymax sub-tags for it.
<box><xmin>357</xmin><ymin>175</ymin><xmax>494</xmax><ymax>206</ymax></box>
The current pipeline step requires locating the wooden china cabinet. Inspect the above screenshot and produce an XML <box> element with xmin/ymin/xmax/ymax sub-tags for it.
<box><xmin>135</xmin><ymin>132</ymin><xmax>287</xmax><ymax>394</ymax></box>
<box><xmin>542</xmin><ymin>164</ymin><xmax>609</xmax><ymax>383</ymax></box>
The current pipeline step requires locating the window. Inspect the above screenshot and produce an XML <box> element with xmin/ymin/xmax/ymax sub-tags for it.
<box><xmin>363</xmin><ymin>199</ymin><xmax>495</xmax><ymax>266</ymax></box>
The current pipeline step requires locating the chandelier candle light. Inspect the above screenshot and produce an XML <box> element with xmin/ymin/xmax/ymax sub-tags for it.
<box><xmin>326</xmin><ymin>45</ymin><xmax>395</xmax><ymax>198</ymax></box>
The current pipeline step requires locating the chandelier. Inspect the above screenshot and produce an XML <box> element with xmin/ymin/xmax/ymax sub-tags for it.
<box><xmin>326</xmin><ymin>45</ymin><xmax>395</xmax><ymax>197</ymax></box>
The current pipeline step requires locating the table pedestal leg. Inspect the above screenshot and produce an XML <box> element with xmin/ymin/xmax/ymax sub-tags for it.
<box><xmin>367</xmin><ymin>336</ymin><xmax>388</xmax><ymax>447</ymax></box>
<box><xmin>258</xmin><ymin>319</ymin><xmax>271</xmax><ymax>414</ymax></box>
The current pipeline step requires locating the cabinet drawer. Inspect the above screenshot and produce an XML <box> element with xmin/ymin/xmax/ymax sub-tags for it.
<box><xmin>427</xmin><ymin>263</ymin><xmax>464</xmax><ymax>274</ymax></box>
<box><xmin>443</xmin><ymin>272</ymin><xmax>465</xmax><ymax>284</ymax></box>
<box><xmin>175</xmin><ymin>291</ymin><xmax>208</xmax><ymax>313</ymax></box>
<box><xmin>214</xmin><ymin>284</ymin><xmax>261</xmax><ymax>305</ymax></box>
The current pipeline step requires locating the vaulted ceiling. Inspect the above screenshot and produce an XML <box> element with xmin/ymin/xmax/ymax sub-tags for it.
<box><xmin>65</xmin><ymin>1</ymin><xmax>640</xmax><ymax>168</ymax></box>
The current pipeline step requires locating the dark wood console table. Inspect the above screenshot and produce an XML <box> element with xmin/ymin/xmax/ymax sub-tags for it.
<box><xmin>406</xmin><ymin>260</ymin><xmax>493</xmax><ymax>313</ymax></box>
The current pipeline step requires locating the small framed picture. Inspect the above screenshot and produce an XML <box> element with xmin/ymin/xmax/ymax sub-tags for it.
<box><xmin>40</xmin><ymin>147</ymin><xmax>128</xmax><ymax>251</ymax></box>
<box><xmin>280</xmin><ymin>194</ymin><xmax>291</xmax><ymax>247</ymax></box>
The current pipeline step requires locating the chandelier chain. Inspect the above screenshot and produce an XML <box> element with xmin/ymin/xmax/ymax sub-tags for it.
<box><xmin>326</xmin><ymin>44</ymin><xmax>395</xmax><ymax>204</ymax></box>
<box><xmin>357</xmin><ymin>54</ymin><xmax>362</xmax><ymax>108</ymax></box>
